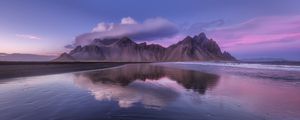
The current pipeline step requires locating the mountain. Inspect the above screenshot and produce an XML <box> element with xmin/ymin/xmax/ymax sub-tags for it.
<box><xmin>164</xmin><ymin>33</ymin><xmax>234</xmax><ymax>61</ymax></box>
<box><xmin>0</xmin><ymin>53</ymin><xmax>56</xmax><ymax>61</ymax></box>
<box><xmin>54</xmin><ymin>33</ymin><xmax>236</xmax><ymax>62</ymax></box>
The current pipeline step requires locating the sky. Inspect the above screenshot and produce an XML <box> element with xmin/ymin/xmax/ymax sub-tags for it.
<box><xmin>0</xmin><ymin>0</ymin><xmax>300</xmax><ymax>60</ymax></box>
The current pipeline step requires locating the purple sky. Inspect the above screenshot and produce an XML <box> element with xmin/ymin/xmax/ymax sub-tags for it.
<box><xmin>0</xmin><ymin>0</ymin><xmax>299</xmax><ymax>60</ymax></box>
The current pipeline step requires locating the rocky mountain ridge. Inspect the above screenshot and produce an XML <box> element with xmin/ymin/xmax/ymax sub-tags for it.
<box><xmin>54</xmin><ymin>33</ymin><xmax>236</xmax><ymax>62</ymax></box>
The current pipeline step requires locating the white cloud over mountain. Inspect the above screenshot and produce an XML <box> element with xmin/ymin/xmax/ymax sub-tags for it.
<box><xmin>70</xmin><ymin>17</ymin><xmax>179</xmax><ymax>47</ymax></box>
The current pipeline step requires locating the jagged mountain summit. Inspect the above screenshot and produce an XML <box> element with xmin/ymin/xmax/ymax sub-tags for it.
<box><xmin>54</xmin><ymin>33</ymin><xmax>236</xmax><ymax>62</ymax></box>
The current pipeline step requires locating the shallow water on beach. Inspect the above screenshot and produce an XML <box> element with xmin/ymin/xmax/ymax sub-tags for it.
<box><xmin>0</xmin><ymin>63</ymin><xmax>300</xmax><ymax>120</ymax></box>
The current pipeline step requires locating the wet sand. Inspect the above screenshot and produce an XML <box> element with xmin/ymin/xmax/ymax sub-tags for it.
<box><xmin>1</xmin><ymin>63</ymin><xmax>299</xmax><ymax>120</ymax></box>
<box><xmin>0</xmin><ymin>62</ymin><xmax>139</xmax><ymax>79</ymax></box>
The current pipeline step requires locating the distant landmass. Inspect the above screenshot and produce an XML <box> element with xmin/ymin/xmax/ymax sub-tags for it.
<box><xmin>240</xmin><ymin>58</ymin><xmax>287</xmax><ymax>62</ymax></box>
<box><xmin>239</xmin><ymin>58</ymin><xmax>300</xmax><ymax>66</ymax></box>
<box><xmin>54</xmin><ymin>33</ymin><xmax>236</xmax><ymax>62</ymax></box>
<box><xmin>0</xmin><ymin>53</ymin><xmax>56</xmax><ymax>61</ymax></box>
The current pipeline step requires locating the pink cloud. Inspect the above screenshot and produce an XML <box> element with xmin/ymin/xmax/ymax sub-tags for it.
<box><xmin>15</xmin><ymin>34</ymin><xmax>41</xmax><ymax>40</ymax></box>
<box><xmin>208</xmin><ymin>15</ymin><xmax>300</xmax><ymax>49</ymax></box>
<box><xmin>223</xmin><ymin>33</ymin><xmax>300</xmax><ymax>48</ymax></box>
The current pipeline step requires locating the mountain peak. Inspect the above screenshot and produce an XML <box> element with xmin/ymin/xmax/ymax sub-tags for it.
<box><xmin>177</xmin><ymin>36</ymin><xmax>194</xmax><ymax>45</ymax></box>
<box><xmin>92</xmin><ymin>38</ymin><xmax>120</xmax><ymax>46</ymax></box>
<box><xmin>116</xmin><ymin>37</ymin><xmax>136</xmax><ymax>45</ymax></box>
<box><xmin>191</xmin><ymin>32</ymin><xmax>209</xmax><ymax>43</ymax></box>
<box><xmin>184</xmin><ymin>36</ymin><xmax>193</xmax><ymax>40</ymax></box>
<box><xmin>177</xmin><ymin>33</ymin><xmax>208</xmax><ymax>46</ymax></box>
<box><xmin>198</xmin><ymin>32</ymin><xmax>207</xmax><ymax>39</ymax></box>
<box><xmin>222</xmin><ymin>51</ymin><xmax>236</xmax><ymax>60</ymax></box>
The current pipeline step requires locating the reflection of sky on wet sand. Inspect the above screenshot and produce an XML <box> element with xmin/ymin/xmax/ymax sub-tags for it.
<box><xmin>74</xmin><ymin>76</ymin><xmax>183</xmax><ymax>108</ymax></box>
<box><xmin>212</xmin><ymin>75</ymin><xmax>300</xmax><ymax>119</ymax></box>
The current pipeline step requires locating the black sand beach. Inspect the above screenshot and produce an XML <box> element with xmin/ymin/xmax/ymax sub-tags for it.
<box><xmin>0</xmin><ymin>62</ymin><xmax>135</xmax><ymax>79</ymax></box>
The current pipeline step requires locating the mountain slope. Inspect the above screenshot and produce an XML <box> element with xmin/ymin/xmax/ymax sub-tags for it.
<box><xmin>53</xmin><ymin>53</ymin><xmax>76</xmax><ymax>61</ymax></box>
<box><xmin>55</xmin><ymin>33</ymin><xmax>236</xmax><ymax>62</ymax></box>
<box><xmin>165</xmin><ymin>33</ymin><xmax>233</xmax><ymax>61</ymax></box>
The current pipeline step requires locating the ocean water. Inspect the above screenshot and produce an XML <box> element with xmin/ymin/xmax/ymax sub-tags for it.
<box><xmin>0</xmin><ymin>63</ymin><xmax>300</xmax><ymax>120</ymax></box>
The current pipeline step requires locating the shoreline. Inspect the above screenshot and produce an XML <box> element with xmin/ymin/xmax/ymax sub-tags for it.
<box><xmin>1</xmin><ymin>60</ymin><xmax>298</xmax><ymax>80</ymax></box>
<box><xmin>0</xmin><ymin>62</ymin><xmax>150</xmax><ymax>80</ymax></box>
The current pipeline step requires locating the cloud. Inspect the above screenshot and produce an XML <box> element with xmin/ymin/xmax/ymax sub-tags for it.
<box><xmin>142</xmin><ymin>34</ymin><xmax>186</xmax><ymax>47</ymax></box>
<box><xmin>137</xmin><ymin>19</ymin><xmax>226</xmax><ymax>47</ymax></box>
<box><xmin>202</xmin><ymin>15</ymin><xmax>300</xmax><ymax>59</ymax></box>
<box><xmin>222</xmin><ymin>33</ymin><xmax>300</xmax><ymax>48</ymax></box>
<box><xmin>16</xmin><ymin>34</ymin><xmax>41</xmax><ymax>40</ymax></box>
<box><xmin>72</xmin><ymin>17</ymin><xmax>179</xmax><ymax>47</ymax></box>
<box><xmin>184</xmin><ymin>19</ymin><xmax>224</xmax><ymax>35</ymax></box>
<box><xmin>121</xmin><ymin>17</ymin><xmax>137</xmax><ymax>24</ymax></box>
<box><xmin>91</xmin><ymin>22</ymin><xmax>114</xmax><ymax>32</ymax></box>
<box><xmin>64</xmin><ymin>44</ymin><xmax>75</xmax><ymax>49</ymax></box>
<box><xmin>208</xmin><ymin>15</ymin><xmax>300</xmax><ymax>48</ymax></box>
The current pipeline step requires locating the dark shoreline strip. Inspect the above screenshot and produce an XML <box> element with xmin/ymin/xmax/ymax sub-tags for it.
<box><xmin>0</xmin><ymin>62</ymin><xmax>148</xmax><ymax>80</ymax></box>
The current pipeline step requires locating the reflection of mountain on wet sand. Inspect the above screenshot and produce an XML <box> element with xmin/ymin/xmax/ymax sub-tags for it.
<box><xmin>73</xmin><ymin>64</ymin><xmax>219</xmax><ymax>108</ymax></box>
<box><xmin>75</xmin><ymin>64</ymin><xmax>219</xmax><ymax>94</ymax></box>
